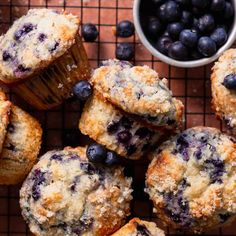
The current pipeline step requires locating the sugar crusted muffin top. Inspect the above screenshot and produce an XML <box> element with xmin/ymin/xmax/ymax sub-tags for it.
<box><xmin>146</xmin><ymin>126</ymin><xmax>236</xmax><ymax>233</ymax></box>
<box><xmin>91</xmin><ymin>60</ymin><xmax>183</xmax><ymax>128</ymax></box>
<box><xmin>111</xmin><ymin>218</ymin><xmax>165</xmax><ymax>236</ymax></box>
<box><xmin>0</xmin><ymin>8</ymin><xmax>80</xmax><ymax>82</ymax></box>
<box><xmin>211</xmin><ymin>49</ymin><xmax>236</xmax><ymax>134</ymax></box>
<box><xmin>20</xmin><ymin>147</ymin><xmax>132</xmax><ymax>236</ymax></box>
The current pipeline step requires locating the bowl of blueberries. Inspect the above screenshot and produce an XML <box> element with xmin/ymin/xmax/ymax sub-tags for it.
<box><xmin>133</xmin><ymin>0</ymin><xmax>236</xmax><ymax>68</ymax></box>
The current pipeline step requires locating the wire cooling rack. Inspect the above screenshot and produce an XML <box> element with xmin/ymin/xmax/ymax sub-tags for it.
<box><xmin>0</xmin><ymin>0</ymin><xmax>235</xmax><ymax>235</ymax></box>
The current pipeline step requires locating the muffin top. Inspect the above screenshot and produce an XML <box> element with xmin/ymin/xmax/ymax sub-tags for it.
<box><xmin>146</xmin><ymin>126</ymin><xmax>236</xmax><ymax>233</ymax></box>
<box><xmin>112</xmin><ymin>218</ymin><xmax>165</xmax><ymax>236</ymax></box>
<box><xmin>20</xmin><ymin>147</ymin><xmax>132</xmax><ymax>236</ymax></box>
<box><xmin>211</xmin><ymin>49</ymin><xmax>236</xmax><ymax>134</ymax></box>
<box><xmin>0</xmin><ymin>8</ymin><xmax>80</xmax><ymax>83</ymax></box>
<box><xmin>91</xmin><ymin>60</ymin><xmax>183</xmax><ymax>128</ymax></box>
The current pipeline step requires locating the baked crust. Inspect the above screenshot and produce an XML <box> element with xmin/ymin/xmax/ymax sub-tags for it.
<box><xmin>146</xmin><ymin>126</ymin><xmax>236</xmax><ymax>233</ymax></box>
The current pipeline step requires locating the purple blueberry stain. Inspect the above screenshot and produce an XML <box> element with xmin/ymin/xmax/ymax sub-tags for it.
<box><xmin>38</xmin><ymin>33</ymin><xmax>47</xmax><ymax>42</ymax></box>
<box><xmin>136</xmin><ymin>223</ymin><xmax>150</xmax><ymax>236</ymax></box>
<box><xmin>80</xmin><ymin>162</ymin><xmax>97</xmax><ymax>175</ymax></box>
<box><xmin>135</xmin><ymin>127</ymin><xmax>153</xmax><ymax>139</ymax></box>
<box><xmin>31</xmin><ymin>169</ymin><xmax>46</xmax><ymax>201</ymax></box>
<box><xmin>119</xmin><ymin>116</ymin><xmax>133</xmax><ymax>129</ymax></box>
<box><xmin>117</xmin><ymin>130</ymin><xmax>132</xmax><ymax>143</ymax></box>
<box><xmin>49</xmin><ymin>41</ymin><xmax>59</xmax><ymax>53</ymax></box>
<box><xmin>107</xmin><ymin>121</ymin><xmax>119</xmax><ymax>134</ymax></box>
<box><xmin>2</xmin><ymin>50</ymin><xmax>12</xmax><ymax>62</ymax></box>
<box><xmin>14</xmin><ymin>64</ymin><xmax>31</xmax><ymax>76</ymax></box>
<box><xmin>14</xmin><ymin>23</ymin><xmax>35</xmax><ymax>41</ymax></box>
<box><xmin>7</xmin><ymin>123</ymin><xmax>14</xmax><ymax>133</ymax></box>
<box><xmin>72</xmin><ymin>217</ymin><xmax>94</xmax><ymax>235</ymax></box>
<box><xmin>176</xmin><ymin>133</ymin><xmax>189</xmax><ymax>161</ymax></box>
<box><xmin>50</xmin><ymin>154</ymin><xmax>63</xmax><ymax>161</ymax></box>
<box><xmin>70</xmin><ymin>176</ymin><xmax>80</xmax><ymax>192</ymax></box>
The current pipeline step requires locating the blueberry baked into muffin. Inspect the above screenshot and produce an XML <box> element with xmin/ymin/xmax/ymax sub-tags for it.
<box><xmin>20</xmin><ymin>146</ymin><xmax>133</xmax><ymax>236</ymax></box>
<box><xmin>0</xmin><ymin>92</ymin><xmax>42</xmax><ymax>185</ymax></box>
<box><xmin>112</xmin><ymin>218</ymin><xmax>165</xmax><ymax>236</ymax></box>
<box><xmin>146</xmin><ymin>126</ymin><xmax>236</xmax><ymax>233</ymax></box>
<box><xmin>79</xmin><ymin>60</ymin><xmax>184</xmax><ymax>160</ymax></box>
<box><xmin>0</xmin><ymin>8</ymin><xmax>90</xmax><ymax>109</ymax></box>
<box><xmin>211</xmin><ymin>48</ymin><xmax>236</xmax><ymax>134</ymax></box>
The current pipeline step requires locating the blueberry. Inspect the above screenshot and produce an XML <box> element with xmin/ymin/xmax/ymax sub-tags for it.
<box><xmin>82</xmin><ymin>23</ymin><xmax>99</xmax><ymax>42</ymax></box>
<box><xmin>107</xmin><ymin>121</ymin><xmax>119</xmax><ymax>134</ymax></box>
<box><xmin>210</xmin><ymin>27</ymin><xmax>228</xmax><ymax>47</ymax></box>
<box><xmin>38</xmin><ymin>33</ymin><xmax>47</xmax><ymax>42</ymax></box>
<box><xmin>175</xmin><ymin>0</ymin><xmax>190</xmax><ymax>7</ymax></box>
<box><xmin>223</xmin><ymin>74</ymin><xmax>236</xmax><ymax>90</ymax></box>
<box><xmin>147</xmin><ymin>17</ymin><xmax>162</xmax><ymax>37</ymax></box>
<box><xmin>224</xmin><ymin>2</ymin><xmax>234</xmax><ymax>19</ymax></box>
<box><xmin>191</xmin><ymin>0</ymin><xmax>210</xmax><ymax>8</ymax></box>
<box><xmin>180</xmin><ymin>11</ymin><xmax>193</xmax><ymax>27</ymax></box>
<box><xmin>116</xmin><ymin>20</ymin><xmax>134</xmax><ymax>38</ymax></box>
<box><xmin>192</xmin><ymin>18</ymin><xmax>199</xmax><ymax>30</ymax></box>
<box><xmin>116</xmin><ymin>43</ymin><xmax>134</xmax><ymax>61</ymax></box>
<box><xmin>198</xmin><ymin>14</ymin><xmax>215</xmax><ymax>33</ymax></box>
<box><xmin>180</xmin><ymin>29</ymin><xmax>198</xmax><ymax>48</ymax></box>
<box><xmin>211</xmin><ymin>0</ymin><xmax>226</xmax><ymax>12</ymax></box>
<box><xmin>2</xmin><ymin>51</ymin><xmax>12</xmax><ymax>61</ymax></box>
<box><xmin>73</xmin><ymin>80</ymin><xmax>93</xmax><ymax>101</ymax></box>
<box><xmin>14</xmin><ymin>23</ymin><xmax>35</xmax><ymax>41</ymax></box>
<box><xmin>190</xmin><ymin>49</ymin><xmax>202</xmax><ymax>59</ymax></box>
<box><xmin>117</xmin><ymin>130</ymin><xmax>132</xmax><ymax>143</ymax></box>
<box><xmin>158</xmin><ymin>1</ymin><xmax>181</xmax><ymax>23</ymax></box>
<box><xmin>198</xmin><ymin>36</ymin><xmax>217</xmax><ymax>57</ymax></box>
<box><xmin>156</xmin><ymin>36</ymin><xmax>173</xmax><ymax>55</ymax></box>
<box><xmin>168</xmin><ymin>41</ymin><xmax>188</xmax><ymax>60</ymax></box>
<box><xmin>167</xmin><ymin>22</ymin><xmax>184</xmax><ymax>40</ymax></box>
<box><xmin>86</xmin><ymin>143</ymin><xmax>107</xmax><ymax>163</ymax></box>
<box><xmin>105</xmin><ymin>151</ymin><xmax>120</xmax><ymax>166</ymax></box>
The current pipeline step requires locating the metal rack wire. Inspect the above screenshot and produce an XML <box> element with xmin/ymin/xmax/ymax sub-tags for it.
<box><xmin>0</xmin><ymin>0</ymin><xmax>235</xmax><ymax>235</ymax></box>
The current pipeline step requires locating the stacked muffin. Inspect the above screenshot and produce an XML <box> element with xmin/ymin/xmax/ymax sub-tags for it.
<box><xmin>0</xmin><ymin>91</ymin><xmax>42</xmax><ymax>185</ymax></box>
<box><xmin>79</xmin><ymin>59</ymin><xmax>184</xmax><ymax>160</ymax></box>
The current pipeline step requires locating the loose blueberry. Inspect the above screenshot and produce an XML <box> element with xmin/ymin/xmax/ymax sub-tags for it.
<box><xmin>223</xmin><ymin>74</ymin><xmax>236</xmax><ymax>90</ymax></box>
<box><xmin>116</xmin><ymin>43</ymin><xmax>134</xmax><ymax>61</ymax></box>
<box><xmin>180</xmin><ymin>11</ymin><xmax>193</xmax><ymax>27</ymax></box>
<box><xmin>191</xmin><ymin>0</ymin><xmax>210</xmax><ymax>8</ymax></box>
<box><xmin>82</xmin><ymin>23</ymin><xmax>99</xmax><ymax>42</ymax></box>
<box><xmin>175</xmin><ymin>0</ymin><xmax>190</xmax><ymax>7</ymax></box>
<box><xmin>116</xmin><ymin>20</ymin><xmax>135</xmax><ymax>38</ymax></box>
<box><xmin>147</xmin><ymin>17</ymin><xmax>162</xmax><ymax>37</ymax></box>
<box><xmin>167</xmin><ymin>22</ymin><xmax>184</xmax><ymax>40</ymax></box>
<box><xmin>224</xmin><ymin>2</ymin><xmax>234</xmax><ymax>19</ymax></box>
<box><xmin>2</xmin><ymin>51</ymin><xmax>12</xmax><ymax>61</ymax></box>
<box><xmin>156</xmin><ymin>36</ymin><xmax>173</xmax><ymax>55</ymax></box>
<box><xmin>38</xmin><ymin>33</ymin><xmax>47</xmax><ymax>42</ymax></box>
<box><xmin>198</xmin><ymin>36</ymin><xmax>217</xmax><ymax>57</ymax></box>
<box><xmin>198</xmin><ymin>14</ymin><xmax>215</xmax><ymax>33</ymax></box>
<box><xmin>158</xmin><ymin>1</ymin><xmax>181</xmax><ymax>23</ymax></box>
<box><xmin>14</xmin><ymin>23</ymin><xmax>35</xmax><ymax>40</ymax></box>
<box><xmin>105</xmin><ymin>151</ymin><xmax>120</xmax><ymax>166</ymax></box>
<box><xmin>73</xmin><ymin>80</ymin><xmax>93</xmax><ymax>101</ymax></box>
<box><xmin>168</xmin><ymin>41</ymin><xmax>188</xmax><ymax>60</ymax></box>
<box><xmin>117</xmin><ymin>130</ymin><xmax>132</xmax><ymax>143</ymax></box>
<box><xmin>86</xmin><ymin>143</ymin><xmax>107</xmax><ymax>163</ymax></box>
<box><xmin>179</xmin><ymin>29</ymin><xmax>198</xmax><ymax>48</ymax></box>
<box><xmin>211</xmin><ymin>0</ymin><xmax>226</xmax><ymax>12</ymax></box>
<box><xmin>210</xmin><ymin>27</ymin><xmax>228</xmax><ymax>47</ymax></box>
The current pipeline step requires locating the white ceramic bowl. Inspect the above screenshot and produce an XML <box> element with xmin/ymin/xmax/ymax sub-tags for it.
<box><xmin>133</xmin><ymin>0</ymin><xmax>236</xmax><ymax>68</ymax></box>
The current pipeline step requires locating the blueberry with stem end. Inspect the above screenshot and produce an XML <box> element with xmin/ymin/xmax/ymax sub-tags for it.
<box><xmin>86</xmin><ymin>143</ymin><xmax>107</xmax><ymax>163</ymax></box>
<box><xmin>73</xmin><ymin>80</ymin><xmax>93</xmax><ymax>101</ymax></box>
<box><xmin>82</xmin><ymin>23</ymin><xmax>99</xmax><ymax>42</ymax></box>
<box><xmin>116</xmin><ymin>20</ymin><xmax>135</xmax><ymax>38</ymax></box>
<box><xmin>179</xmin><ymin>29</ymin><xmax>198</xmax><ymax>48</ymax></box>
<box><xmin>116</xmin><ymin>43</ymin><xmax>134</xmax><ymax>61</ymax></box>
<box><xmin>156</xmin><ymin>36</ymin><xmax>173</xmax><ymax>55</ymax></box>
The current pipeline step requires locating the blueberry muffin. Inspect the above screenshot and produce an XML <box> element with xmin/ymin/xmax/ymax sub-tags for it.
<box><xmin>0</xmin><ymin>92</ymin><xmax>42</xmax><ymax>185</ymax></box>
<box><xmin>20</xmin><ymin>146</ymin><xmax>133</xmax><ymax>236</ymax></box>
<box><xmin>211</xmin><ymin>48</ymin><xmax>236</xmax><ymax>134</ymax></box>
<box><xmin>79</xmin><ymin>93</ymin><xmax>164</xmax><ymax>160</ymax></box>
<box><xmin>146</xmin><ymin>126</ymin><xmax>236</xmax><ymax>233</ymax></box>
<box><xmin>79</xmin><ymin>60</ymin><xmax>184</xmax><ymax>160</ymax></box>
<box><xmin>0</xmin><ymin>8</ymin><xmax>90</xmax><ymax>109</ymax></box>
<box><xmin>91</xmin><ymin>60</ymin><xmax>183</xmax><ymax>128</ymax></box>
<box><xmin>112</xmin><ymin>218</ymin><xmax>165</xmax><ymax>236</ymax></box>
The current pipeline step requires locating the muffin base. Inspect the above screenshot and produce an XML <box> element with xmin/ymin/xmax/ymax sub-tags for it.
<box><xmin>12</xmin><ymin>35</ymin><xmax>90</xmax><ymax>110</ymax></box>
